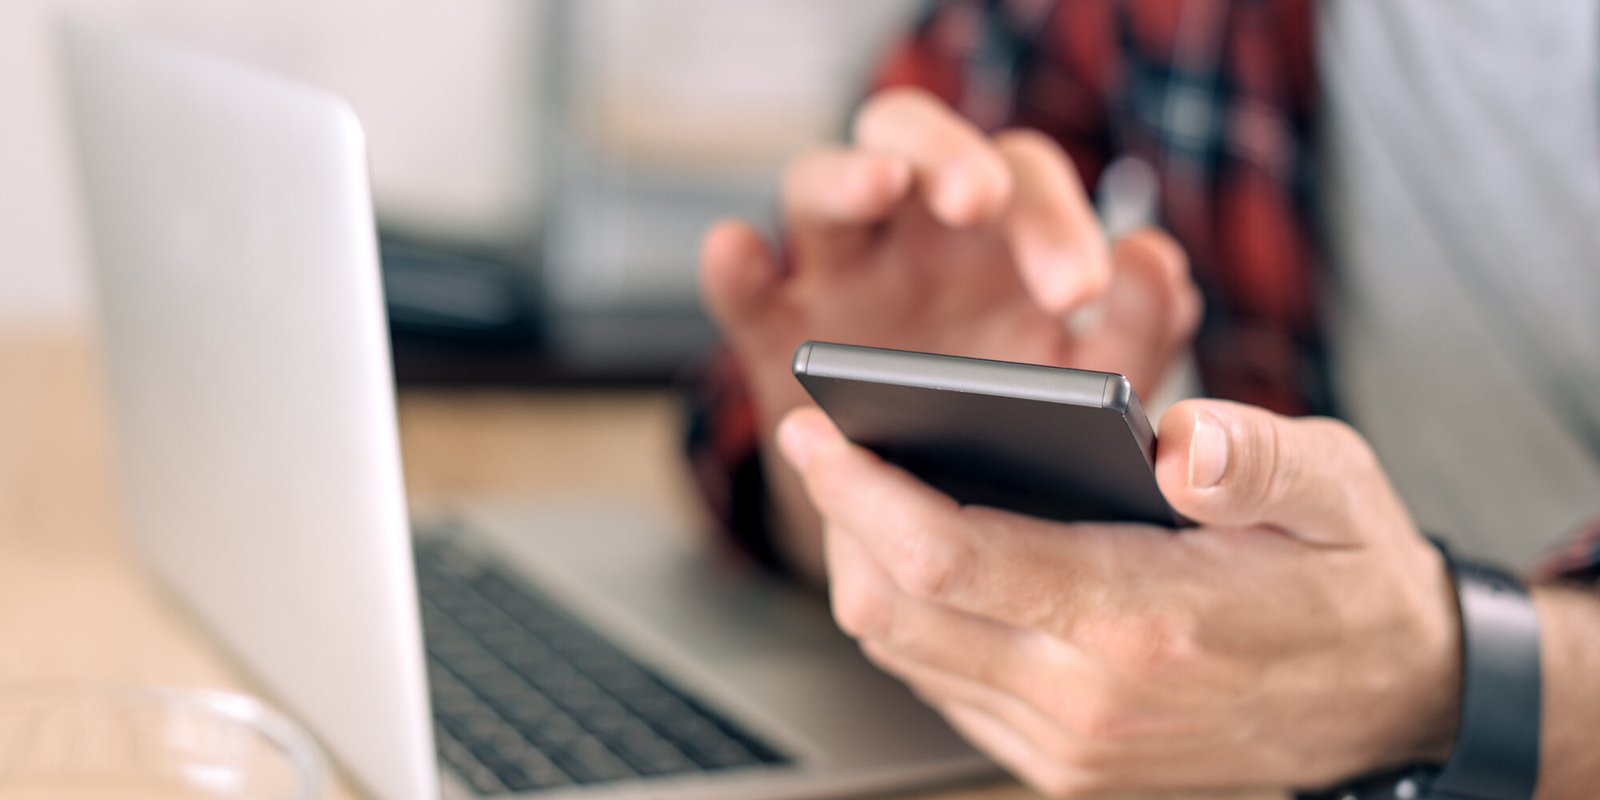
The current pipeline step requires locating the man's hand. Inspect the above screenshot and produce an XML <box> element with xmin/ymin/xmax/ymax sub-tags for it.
<box><xmin>774</xmin><ymin>399</ymin><xmax>1464</xmax><ymax>797</ymax></box>
<box><xmin>699</xmin><ymin>88</ymin><xmax>1199</xmax><ymax>577</ymax></box>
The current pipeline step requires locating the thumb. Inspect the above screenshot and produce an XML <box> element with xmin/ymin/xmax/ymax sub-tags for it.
<box><xmin>1154</xmin><ymin>399</ymin><xmax>1391</xmax><ymax>546</ymax></box>
<box><xmin>699</xmin><ymin>219</ymin><xmax>784</xmax><ymax>344</ymax></box>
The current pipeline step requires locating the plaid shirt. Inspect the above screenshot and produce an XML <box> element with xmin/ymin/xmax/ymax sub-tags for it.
<box><xmin>685</xmin><ymin>0</ymin><xmax>1600</xmax><ymax>584</ymax></box>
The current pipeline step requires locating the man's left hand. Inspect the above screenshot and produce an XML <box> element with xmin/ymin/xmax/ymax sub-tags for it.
<box><xmin>776</xmin><ymin>399</ymin><xmax>1463</xmax><ymax>797</ymax></box>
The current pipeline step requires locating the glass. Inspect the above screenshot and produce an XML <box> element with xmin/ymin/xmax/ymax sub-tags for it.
<box><xmin>0</xmin><ymin>685</ymin><xmax>326</xmax><ymax>799</ymax></box>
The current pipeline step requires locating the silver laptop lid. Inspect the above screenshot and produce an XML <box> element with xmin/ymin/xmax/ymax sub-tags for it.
<box><xmin>61</xmin><ymin>22</ymin><xmax>437</xmax><ymax>800</ymax></box>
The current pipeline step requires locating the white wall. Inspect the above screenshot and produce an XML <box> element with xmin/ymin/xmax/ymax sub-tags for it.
<box><xmin>0</xmin><ymin>0</ymin><xmax>544</xmax><ymax>330</ymax></box>
<box><xmin>0</xmin><ymin>0</ymin><xmax>921</xmax><ymax>331</ymax></box>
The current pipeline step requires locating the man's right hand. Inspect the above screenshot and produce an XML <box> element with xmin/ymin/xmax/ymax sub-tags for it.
<box><xmin>698</xmin><ymin>88</ymin><xmax>1200</xmax><ymax>578</ymax></box>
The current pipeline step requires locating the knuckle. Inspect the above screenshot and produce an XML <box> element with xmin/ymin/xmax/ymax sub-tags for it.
<box><xmin>1247</xmin><ymin>414</ymin><xmax>1296</xmax><ymax>510</ymax></box>
<box><xmin>1074</xmin><ymin>245</ymin><xmax>1115</xmax><ymax>294</ymax></box>
<box><xmin>1132</xmin><ymin>226</ymin><xmax>1188</xmax><ymax>272</ymax></box>
<box><xmin>829</xmin><ymin>568</ymin><xmax>890</xmax><ymax>639</ymax></box>
<box><xmin>853</xmin><ymin>86</ymin><xmax>942</xmax><ymax>141</ymax></box>
<box><xmin>1078</xmin><ymin>613</ymin><xmax>1195</xmax><ymax>679</ymax></box>
<box><xmin>889</xmin><ymin>533</ymin><xmax>964</xmax><ymax>600</ymax></box>
<box><xmin>1035</xmin><ymin>734</ymin><xmax>1079</xmax><ymax>776</ymax></box>
<box><xmin>780</xmin><ymin>149</ymin><xmax>837</xmax><ymax>203</ymax></box>
<box><xmin>1255</xmin><ymin>415</ymin><xmax>1380</xmax><ymax>510</ymax></box>
<box><xmin>857</xmin><ymin>640</ymin><xmax>898</xmax><ymax>674</ymax></box>
<box><xmin>996</xmin><ymin>129</ymin><xmax>1089</xmax><ymax>200</ymax></box>
<box><xmin>1111</xmin><ymin>228</ymin><xmax>1190</xmax><ymax>285</ymax></box>
<box><xmin>783</xmin><ymin>148</ymin><xmax>902</xmax><ymax>220</ymax></box>
<box><xmin>1031</xmin><ymin>711</ymin><xmax>1122</xmax><ymax>795</ymax></box>
<box><xmin>994</xmin><ymin>127</ymin><xmax>1063</xmax><ymax>158</ymax></box>
<box><xmin>1177</xmin><ymin>281</ymin><xmax>1205</xmax><ymax>336</ymax></box>
<box><xmin>995</xmin><ymin>128</ymin><xmax>1085</xmax><ymax>189</ymax></box>
<box><xmin>1061</xmin><ymin>689</ymin><xmax>1131</xmax><ymax>742</ymax></box>
<box><xmin>1312</xmin><ymin>416</ymin><xmax>1378</xmax><ymax>470</ymax></box>
<box><xmin>968</xmin><ymin>653</ymin><xmax>1008</xmax><ymax>692</ymax></box>
<box><xmin>1146</xmin><ymin>230</ymin><xmax>1195</xmax><ymax>292</ymax></box>
<box><xmin>1258</xmin><ymin>457</ymin><xmax>1297</xmax><ymax>514</ymax></box>
<box><xmin>800</xmin><ymin>460</ymin><xmax>840</xmax><ymax>509</ymax></box>
<box><xmin>995</xmin><ymin>127</ymin><xmax>1073</xmax><ymax>167</ymax></box>
<box><xmin>803</xmin><ymin>450</ymin><xmax>861</xmax><ymax>512</ymax></box>
<box><xmin>884</xmin><ymin>512</ymin><xmax>971</xmax><ymax>600</ymax></box>
<box><xmin>1304</xmin><ymin>415</ymin><xmax>1379</xmax><ymax>517</ymax></box>
<box><xmin>1121</xmin><ymin>631</ymin><xmax>1187</xmax><ymax>676</ymax></box>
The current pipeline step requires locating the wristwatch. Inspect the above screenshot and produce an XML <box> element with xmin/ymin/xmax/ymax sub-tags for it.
<box><xmin>1297</xmin><ymin>548</ymin><xmax>1543</xmax><ymax>800</ymax></box>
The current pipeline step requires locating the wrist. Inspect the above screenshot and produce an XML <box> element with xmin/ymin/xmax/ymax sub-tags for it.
<box><xmin>1524</xmin><ymin>585</ymin><xmax>1600</xmax><ymax>800</ymax></box>
<box><xmin>1305</xmin><ymin>547</ymin><xmax>1542</xmax><ymax>800</ymax></box>
<box><xmin>1406</xmin><ymin>543</ymin><xmax>1465</xmax><ymax>764</ymax></box>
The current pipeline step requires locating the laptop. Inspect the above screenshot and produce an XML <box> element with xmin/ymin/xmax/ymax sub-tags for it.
<box><xmin>59</xmin><ymin>20</ymin><xmax>992</xmax><ymax>800</ymax></box>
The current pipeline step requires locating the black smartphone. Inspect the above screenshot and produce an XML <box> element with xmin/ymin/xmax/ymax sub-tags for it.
<box><xmin>792</xmin><ymin>341</ymin><xmax>1186</xmax><ymax>527</ymax></box>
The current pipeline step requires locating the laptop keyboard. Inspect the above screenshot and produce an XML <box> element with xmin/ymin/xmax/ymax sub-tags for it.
<box><xmin>414</xmin><ymin>536</ymin><xmax>789</xmax><ymax>795</ymax></box>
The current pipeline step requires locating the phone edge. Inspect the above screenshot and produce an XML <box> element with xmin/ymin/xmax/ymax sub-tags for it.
<box><xmin>792</xmin><ymin>341</ymin><xmax>1113</xmax><ymax>408</ymax></box>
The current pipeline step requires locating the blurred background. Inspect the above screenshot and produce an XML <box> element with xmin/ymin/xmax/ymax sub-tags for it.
<box><xmin>0</xmin><ymin>0</ymin><xmax>923</xmax><ymax>382</ymax></box>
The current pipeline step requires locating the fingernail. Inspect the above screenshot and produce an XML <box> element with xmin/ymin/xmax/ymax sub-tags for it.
<box><xmin>776</xmin><ymin>414</ymin><xmax>820</xmax><ymax>470</ymax></box>
<box><xmin>1062</xmin><ymin>299</ymin><xmax>1103</xmax><ymax>338</ymax></box>
<box><xmin>1188</xmin><ymin>410</ymin><xmax>1229</xmax><ymax>489</ymax></box>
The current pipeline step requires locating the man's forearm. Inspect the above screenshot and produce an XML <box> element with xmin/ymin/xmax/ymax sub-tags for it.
<box><xmin>1531</xmin><ymin>584</ymin><xmax>1600</xmax><ymax>799</ymax></box>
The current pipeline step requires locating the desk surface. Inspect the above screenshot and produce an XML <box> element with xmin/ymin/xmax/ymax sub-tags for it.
<box><xmin>0</xmin><ymin>333</ymin><xmax>1272</xmax><ymax>800</ymax></box>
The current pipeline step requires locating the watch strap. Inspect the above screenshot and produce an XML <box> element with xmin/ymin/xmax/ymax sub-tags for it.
<box><xmin>1429</xmin><ymin>559</ymin><xmax>1541</xmax><ymax>799</ymax></box>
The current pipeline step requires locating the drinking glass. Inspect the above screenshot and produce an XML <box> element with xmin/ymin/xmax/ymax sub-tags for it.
<box><xmin>0</xmin><ymin>685</ymin><xmax>326</xmax><ymax>799</ymax></box>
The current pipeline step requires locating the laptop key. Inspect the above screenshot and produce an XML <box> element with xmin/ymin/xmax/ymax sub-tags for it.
<box><xmin>455</xmin><ymin>741</ymin><xmax>510</xmax><ymax>795</ymax></box>
<box><xmin>481</xmin><ymin>755</ymin><xmax>535</xmax><ymax>793</ymax></box>
<box><xmin>520</xmin><ymin>712</ymin><xmax>582</xmax><ymax>750</ymax></box>
<box><xmin>511</xmin><ymin>749</ymin><xmax>573</xmax><ymax>791</ymax></box>
<box><xmin>503</xmin><ymin>691</ymin><xmax>557</xmax><ymax>726</ymax></box>
<box><xmin>698</xmin><ymin>739</ymin><xmax>762</xmax><ymax>769</ymax></box>
<box><xmin>554</xmin><ymin>734</ymin><xmax>636</xmax><ymax>783</ymax></box>
<box><xmin>608</xmin><ymin>720</ymin><xmax>698</xmax><ymax>776</ymax></box>
<box><xmin>416</xmin><ymin>535</ymin><xmax>790</xmax><ymax>789</ymax></box>
<box><xmin>435</xmin><ymin>726</ymin><xmax>477</xmax><ymax>771</ymax></box>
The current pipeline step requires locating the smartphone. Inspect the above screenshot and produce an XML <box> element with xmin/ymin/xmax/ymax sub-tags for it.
<box><xmin>792</xmin><ymin>341</ymin><xmax>1186</xmax><ymax>527</ymax></box>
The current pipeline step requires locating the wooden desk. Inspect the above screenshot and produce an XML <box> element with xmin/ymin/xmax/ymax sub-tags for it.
<box><xmin>0</xmin><ymin>333</ymin><xmax>1270</xmax><ymax>800</ymax></box>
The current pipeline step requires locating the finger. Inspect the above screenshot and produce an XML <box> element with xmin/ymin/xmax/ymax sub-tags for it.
<box><xmin>826</xmin><ymin>525</ymin><xmax>1063</xmax><ymax>703</ymax></box>
<box><xmin>993</xmin><ymin>129</ymin><xmax>1110</xmax><ymax>317</ymax></box>
<box><xmin>777</xmin><ymin>407</ymin><xmax>1170</xmax><ymax>630</ymax></box>
<box><xmin>832</xmin><ymin>524</ymin><xmax>1192</xmax><ymax>746</ymax></box>
<box><xmin>864</xmin><ymin>640</ymin><xmax>1072</xmax><ymax>750</ymax></box>
<box><xmin>698</xmin><ymin>220</ymin><xmax>784</xmax><ymax>342</ymax></box>
<box><xmin>1108</xmin><ymin>229</ymin><xmax>1201</xmax><ymax>364</ymax></box>
<box><xmin>1154</xmin><ymin>399</ymin><xmax>1399</xmax><ymax>546</ymax></box>
<box><xmin>853</xmin><ymin>87</ymin><xmax>1011</xmax><ymax>227</ymax></box>
<box><xmin>940</xmin><ymin>698</ymin><xmax>1263</xmax><ymax>796</ymax></box>
<box><xmin>1072</xmin><ymin>228</ymin><xmax>1202</xmax><ymax>394</ymax></box>
<box><xmin>783</xmin><ymin>148</ymin><xmax>914</xmax><ymax>226</ymax></box>
<box><xmin>776</xmin><ymin>406</ymin><xmax>977</xmax><ymax>602</ymax></box>
<box><xmin>781</xmin><ymin>148</ymin><xmax>913</xmax><ymax>265</ymax></box>
<box><xmin>935</xmin><ymin>701</ymin><xmax>1095</xmax><ymax>799</ymax></box>
<box><xmin>827</xmin><ymin>520</ymin><xmax>1200</xmax><ymax>747</ymax></box>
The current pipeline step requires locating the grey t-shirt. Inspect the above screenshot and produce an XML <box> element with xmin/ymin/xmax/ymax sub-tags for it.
<box><xmin>1318</xmin><ymin>1</ymin><xmax>1600</xmax><ymax>567</ymax></box>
